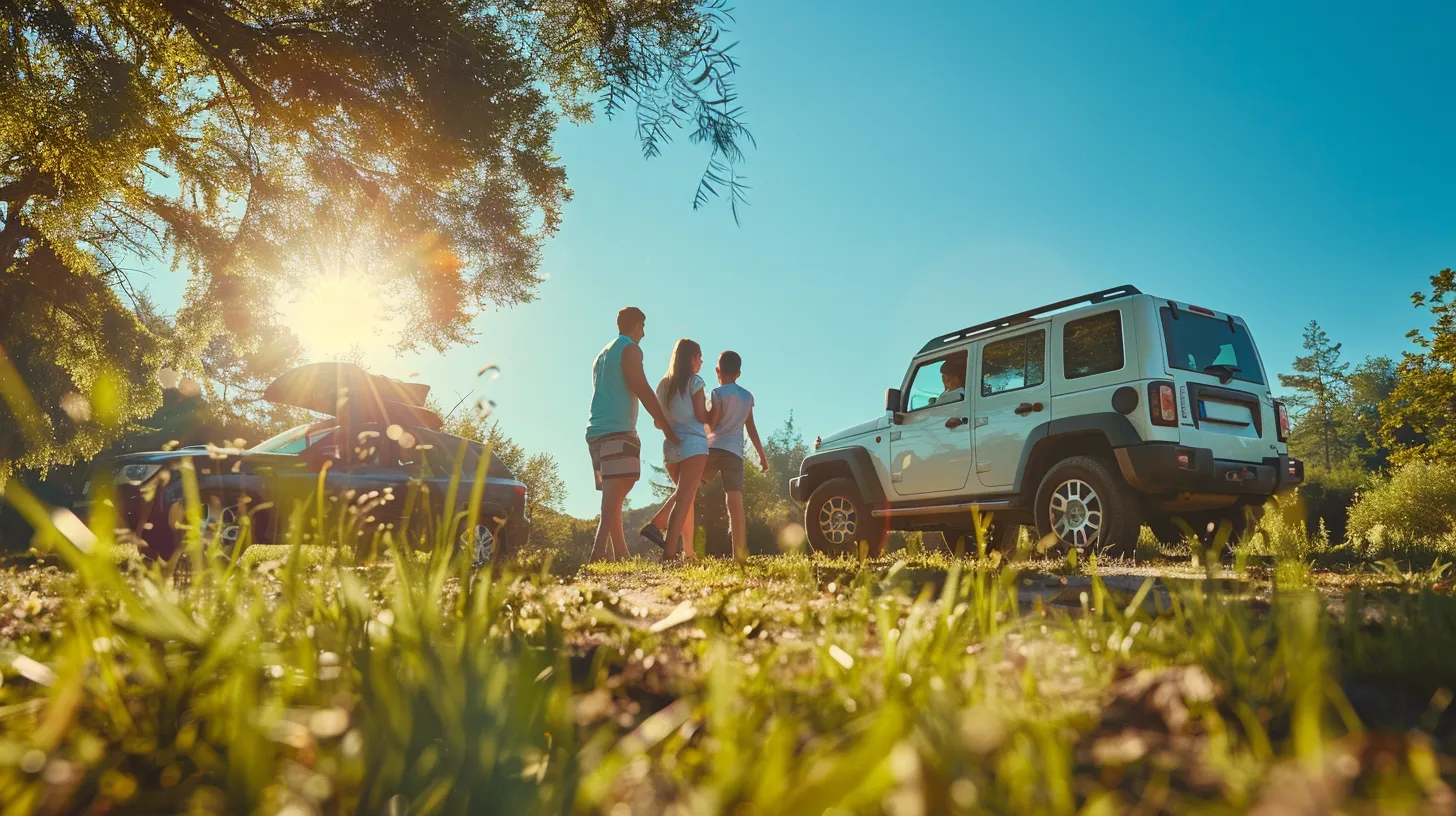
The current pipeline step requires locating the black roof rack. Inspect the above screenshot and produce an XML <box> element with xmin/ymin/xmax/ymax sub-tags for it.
<box><xmin>918</xmin><ymin>284</ymin><xmax>1143</xmax><ymax>355</ymax></box>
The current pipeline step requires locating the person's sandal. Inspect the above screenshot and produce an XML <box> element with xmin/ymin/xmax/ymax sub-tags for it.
<box><xmin>639</xmin><ymin>523</ymin><xmax>667</xmax><ymax>550</ymax></box>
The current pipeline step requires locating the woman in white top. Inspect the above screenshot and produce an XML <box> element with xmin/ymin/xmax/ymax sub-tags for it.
<box><xmin>655</xmin><ymin>339</ymin><xmax>710</xmax><ymax>559</ymax></box>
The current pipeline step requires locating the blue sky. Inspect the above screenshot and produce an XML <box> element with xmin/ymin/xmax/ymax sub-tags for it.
<box><xmin>147</xmin><ymin>1</ymin><xmax>1456</xmax><ymax>517</ymax></box>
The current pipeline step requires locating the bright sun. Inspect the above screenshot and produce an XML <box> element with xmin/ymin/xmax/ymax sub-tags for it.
<box><xmin>275</xmin><ymin>276</ymin><xmax>402</xmax><ymax>364</ymax></box>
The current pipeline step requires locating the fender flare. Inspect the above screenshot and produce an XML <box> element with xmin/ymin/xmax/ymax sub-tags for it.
<box><xmin>792</xmin><ymin>447</ymin><xmax>887</xmax><ymax>506</ymax></box>
<box><xmin>1012</xmin><ymin>413</ymin><xmax>1141</xmax><ymax>493</ymax></box>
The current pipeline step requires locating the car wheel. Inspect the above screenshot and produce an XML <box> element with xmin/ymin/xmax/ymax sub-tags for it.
<box><xmin>201</xmin><ymin>495</ymin><xmax>247</xmax><ymax>557</ymax></box>
<box><xmin>805</xmin><ymin>478</ymin><xmax>885</xmax><ymax>557</ymax></box>
<box><xmin>1034</xmin><ymin>456</ymin><xmax>1141</xmax><ymax>556</ymax></box>
<box><xmin>460</xmin><ymin>523</ymin><xmax>495</xmax><ymax>568</ymax></box>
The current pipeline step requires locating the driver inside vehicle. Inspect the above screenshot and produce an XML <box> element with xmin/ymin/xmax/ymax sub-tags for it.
<box><xmin>932</xmin><ymin>356</ymin><xmax>967</xmax><ymax>405</ymax></box>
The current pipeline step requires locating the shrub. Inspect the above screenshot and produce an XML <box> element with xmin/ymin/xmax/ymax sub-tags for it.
<box><xmin>1346</xmin><ymin>460</ymin><xmax>1456</xmax><ymax>549</ymax></box>
<box><xmin>1292</xmin><ymin>468</ymin><xmax>1368</xmax><ymax>545</ymax></box>
<box><xmin>1258</xmin><ymin>492</ymin><xmax>1329</xmax><ymax>562</ymax></box>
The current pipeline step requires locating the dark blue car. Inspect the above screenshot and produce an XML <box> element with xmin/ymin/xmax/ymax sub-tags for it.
<box><xmin>89</xmin><ymin>363</ymin><xmax>528</xmax><ymax>565</ymax></box>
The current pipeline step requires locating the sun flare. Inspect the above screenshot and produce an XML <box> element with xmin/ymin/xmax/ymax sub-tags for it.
<box><xmin>275</xmin><ymin>276</ymin><xmax>402</xmax><ymax>365</ymax></box>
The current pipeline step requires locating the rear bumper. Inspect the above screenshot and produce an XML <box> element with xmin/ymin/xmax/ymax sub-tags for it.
<box><xmin>1115</xmin><ymin>443</ymin><xmax>1303</xmax><ymax>497</ymax></box>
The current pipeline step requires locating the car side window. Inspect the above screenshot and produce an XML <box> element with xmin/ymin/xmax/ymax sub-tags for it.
<box><xmin>1063</xmin><ymin>311</ymin><xmax>1124</xmax><ymax>380</ymax></box>
<box><xmin>272</xmin><ymin>433</ymin><xmax>312</xmax><ymax>455</ymax></box>
<box><xmin>405</xmin><ymin>429</ymin><xmax>455</xmax><ymax>478</ymax></box>
<box><xmin>981</xmin><ymin>330</ymin><xmax>1046</xmax><ymax>397</ymax></box>
<box><xmin>905</xmin><ymin>351</ymin><xmax>968</xmax><ymax>411</ymax></box>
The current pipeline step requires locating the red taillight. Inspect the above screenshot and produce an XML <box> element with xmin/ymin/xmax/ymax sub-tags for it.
<box><xmin>1148</xmin><ymin>382</ymin><xmax>1178</xmax><ymax>426</ymax></box>
<box><xmin>1188</xmin><ymin>305</ymin><xmax>1216</xmax><ymax>316</ymax></box>
<box><xmin>513</xmin><ymin>483</ymin><xmax>527</xmax><ymax>500</ymax></box>
<box><xmin>1275</xmin><ymin>401</ymin><xmax>1290</xmax><ymax>442</ymax></box>
<box><xmin>1175</xmin><ymin>450</ymin><xmax>1191</xmax><ymax>469</ymax></box>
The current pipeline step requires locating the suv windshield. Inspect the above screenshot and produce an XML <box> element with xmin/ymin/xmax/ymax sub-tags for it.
<box><xmin>1159</xmin><ymin>308</ymin><xmax>1265</xmax><ymax>385</ymax></box>
<box><xmin>250</xmin><ymin>424</ymin><xmax>336</xmax><ymax>454</ymax></box>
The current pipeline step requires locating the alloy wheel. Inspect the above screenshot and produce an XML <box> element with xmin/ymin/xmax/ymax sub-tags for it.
<box><xmin>462</xmin><ymin>524</ymin><xmax>494</xmax><ymax>567</ymax></box>
<box><xmin>818</xmin><ymin>496</ymin><xmax>858</xmax><ymax>547</ymax></box>
<box><xmin>1048</xmin><ymin>478</ymin><xmax>1103</xmax><ymax>549</ymax></box>
<box><xmin>202</xmin><ymin>503</ymin><xmax>242</xmax><ymax>548</ymax></box>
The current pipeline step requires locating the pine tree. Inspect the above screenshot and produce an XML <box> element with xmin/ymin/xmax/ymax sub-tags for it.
<box><xmin>1278</xmin><ymin>320</ymin><xmax>1349</xmax><ymax>471</ymax></box>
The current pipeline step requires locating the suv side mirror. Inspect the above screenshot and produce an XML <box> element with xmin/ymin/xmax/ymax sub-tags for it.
<box><xmin>885</xmin><ymin>388</ymin><xmax>903</xmax><ymax>424</ymax></box>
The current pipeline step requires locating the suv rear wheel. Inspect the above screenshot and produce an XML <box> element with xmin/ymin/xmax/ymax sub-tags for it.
<box><xmin>805</xmin><ymin>478</ymin><xmax>886</xmax><ymax>557</ymax></box>
<box><xmin>1033</xmin><ymin>456</ymin><xmax>1142</xmax><ymax>556</ymax></box>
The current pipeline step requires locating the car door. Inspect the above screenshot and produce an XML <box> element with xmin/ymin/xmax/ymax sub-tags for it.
<box><xmin>254</xmin><ymin>424</ymin><xmax>340</xmax><ymax>539</ymax></box>
<box><xmin>334</xmin><ymin>424</ymin><xmax>413</xmax><ymax>541</ymax></box>
<box><xmin>889</xmin><ymin>350</ymin><xmax>974</xmax><ymax>496</ymax></box>
<box><xmin>972</xmin><ymin>325</ymin><xmax>1051</xmax><ymax>489</ymax></box>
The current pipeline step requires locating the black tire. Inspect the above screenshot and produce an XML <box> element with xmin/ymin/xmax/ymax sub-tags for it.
<box><xmin>1033</xmin><ymin>456</ymin><xmax>1142</xmax><ymax>556</ymax></box>
<box><xmin>460</xmin><ymin>521</ymin><xmax>497</xmax><ymax>568</ymax></box>
<box><xmin>805</xmin><ymin>478</ymin><xmax>886</xmax><ymax>557</ymax></box>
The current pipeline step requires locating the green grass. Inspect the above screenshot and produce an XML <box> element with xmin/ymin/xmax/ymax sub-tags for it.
<box><xmin>2</xmin><ymin>482</ymin><xmax>1455</xmax><ymax>814</ymax></box>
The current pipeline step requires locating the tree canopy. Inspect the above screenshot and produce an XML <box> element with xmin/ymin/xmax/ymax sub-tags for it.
<box><xmin>0</xmin><ymin>0</ymin><xmax>752</xmax><ymax>487</ymax></box>
<box><xmin>1381</xmin><ymin>269</ymin><xmax>1456</xmax><ymax>464</ymax></box>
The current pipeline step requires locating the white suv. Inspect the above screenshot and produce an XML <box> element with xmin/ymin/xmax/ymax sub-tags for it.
<box><xmin>790</xmin><ymin>285</ymin><xmax>1304</xmax><ymax>556</ymax></box>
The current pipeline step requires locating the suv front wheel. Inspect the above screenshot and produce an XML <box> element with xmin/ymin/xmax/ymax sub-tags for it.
<box><xmin>1033</xmin><ymin>456</ymin><xmax>1141</xmax><ymax>556</ymax></box>
<box><xmin>805</xmin><ymin>478</ymin><xmax>886</xmax><ymax>557</ymax></box>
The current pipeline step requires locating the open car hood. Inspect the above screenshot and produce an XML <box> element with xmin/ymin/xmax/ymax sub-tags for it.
<box><xmin>263</xmin><ymin>362</ymin><xmax>442</xmax><ymax>430</ymax></box>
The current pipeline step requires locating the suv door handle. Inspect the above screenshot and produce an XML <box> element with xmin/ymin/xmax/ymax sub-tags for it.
<box><xmin>1014</xmin><ymin>402</ymin><xmax>1044</xmax><ymax>416</ymax></box>
<box><xmin>945</xmin><ymin>416</ymin><xmax>969</xmax><ymax>429</ymax></box>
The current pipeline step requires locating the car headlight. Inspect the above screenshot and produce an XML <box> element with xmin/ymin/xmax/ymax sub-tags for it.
<box><xmin>117</xmin><ymin>464</ymin><xmax>161</xmax><ymax>485</ymax></box>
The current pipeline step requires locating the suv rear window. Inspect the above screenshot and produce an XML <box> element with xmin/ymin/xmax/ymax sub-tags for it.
<box><xmin>1159</xmin><ymin>307</ymin><xmax>1265</xmax><ymax>385</ymax></box>
<box><xmin>1063</xmin><ymin>311</ymin><xmax>1124</xmax><ymax>379</ymax></box>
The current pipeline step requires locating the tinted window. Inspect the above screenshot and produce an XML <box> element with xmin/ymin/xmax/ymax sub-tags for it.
<box><xmin>904</xmin><ymin>352</ymin><xmax>968</xmax><ymax>411</ymax></box>
<box><xmin>403</xmin><ymin>431</ymin><xmax>513</xmax><ymax>479</ymax></box>
<box><xmin>1160</xmin><ymin>308</ymin><xmax>1265</xmax><ymax>385</ymax></box>
<box><xmin>1063</xmin><ymin>312</ymin><xmax>1125</xmax><ymax>380</ymax></box>
<box><xmin>981</xmin><ymin>330</ymin><xmax>1046</xmax><ymax>397</ymax></box>
<box><xmin>413</xmin><ymin>429</ymin><xmax>459</xmax><ymax>477</ymax></box>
